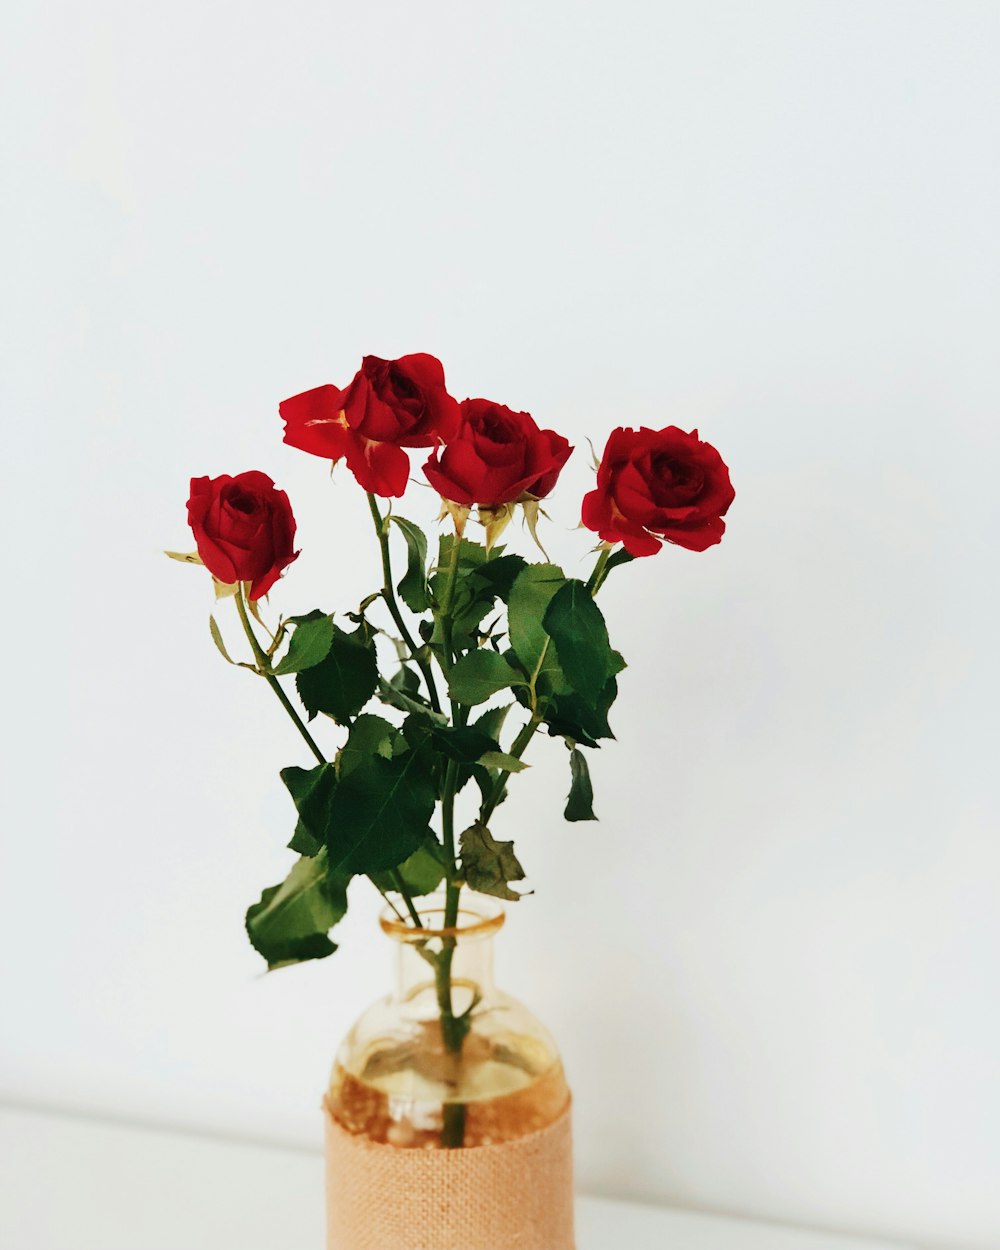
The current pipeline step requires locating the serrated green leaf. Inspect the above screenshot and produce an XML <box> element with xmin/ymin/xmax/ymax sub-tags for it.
<box><xmin>450</xmin><ymin>705</ymin><xmax>513</xmax><ymax>797</ymax></box>
<box><xmin>507</xmin><ymin>564</ymin><xmax>570</xmax><ymax>696</ymax></box>
<box><xmin>272</xmin><ymin>611</ymin><xmax>335</xmax><ymax>675</ymax></box>
<box><xmin>430</xmin><ymin>579</ymin><xmax>493</xmax><ymax>652</ymax></box>
<box><xmin>472</xmin><ymin>553</ymin><xmax>528</xmax><ymax>602</ymax></box>
<box><xmin>389</xmin><ymin>516</ymin><xmax>431</xmax><ymax>612</ymax></box>
<box><xmin>245</xmin><ymin>849</ymin><xmax>349</xmax><ymax>970</ymax></box>
<box><xmin>564</xmin><ymin>746</ymin><xmax>597</xmax><ymax>821</ymax></box>
<box><xmin>327</xmin><ymin>747</ymin><xmax>437</xmax><ymax>875</ymax></box>
<box><xmin>460</xmin><ymin>822</ymin><xmax>528</xmax><ymax>901</ymax></box>
<box><xmin>430</xmin><ymin>725</ymin><xmax>500</xmax><ymax>764</ymax></box>
<box><xmin>378</xmin><ymin>678</ymin><xmax>449</xmax><ymax>725</ymax></box>
<box><xmin>435</xmin><ymin>534</ymin><xmax>490</xmax><ymax>574</ymax></box>
<box><xmin>401</xmin><ymin>712</ymin><xmax>434</xmax><ymax>753</ymax></box>
<box><xmin>471</xmin><ymin>703</ymin><xmax>513</xmax><ymax>743</ymax></box>
<box><xmin>448</xmin><ymin>650</ymin><xmax>525</xmax><ymax>706</ymax></box>
<box><xmin>371</xmin><ymin>839</ymin><xmax>446</xmax><ymax>898</ymax></box>
<box><xmin>296</xmin><ymin>626</ymin><xmax>378</xmax><ymax>723</ymax></box>
<box><xmin>390</xmin><ymin>663</ymin><xmax>422</xmax><ymax>699</ymax></box>
<box><xmin>429</xmin><ymin>541</ymin><xmax>521</xmax><ymax>652</ymax></box>
<box><xmin>280</xmin><ymin>762</ymin><xmax>337</xmax><ymax>855</ymax></box>
<box><xmin>542</xmin><ymin>677</ymin><xmax>619</xmax><ymax>747</ymax></box>
<box><xmin>479</xmin><ymin>751</ymin><xmax>528</xmax><ymax>773</ymax></box>
<box><xmin>430</xmin><ymin>537</ymin><xmax>491</xmax><ymax>641</ymax></box>
<box><xmin>287</xmin><ymin>825</ymin><xmax>322</xmax><ymax>856</ymax></box>
<box><xmin>543</xmin><ymin>579</ymin><xmax>615</xmax><ymax>705</ymax></box>
<box><xmin>337</xmin><ymin>714</ymin><xmax>397</xmax><ymax>777</ymax></box>
<box><xmin>470</xmin><ymin>762</ymin><xmax>498</xmax><ymax>808</ymax></box>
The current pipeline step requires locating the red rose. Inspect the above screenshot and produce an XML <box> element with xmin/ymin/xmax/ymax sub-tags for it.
<box><xmin>582</xmin><ymin>426</ymin><xmax>734</xmax><ymax>556</ymax></box>
<box><xmin>422</xmin><ymin>399</ymin><xmax>572</xmax><ymax>507</ymax></box>
<box><xmin>279</xmin><ymin>353</ymin><xmax>460</xmax><ymax>498</ymax></box>
<box><xmin>187</xmin><ymin>471</ymin><xmax>299</xmax><ymax>599</ymax></box>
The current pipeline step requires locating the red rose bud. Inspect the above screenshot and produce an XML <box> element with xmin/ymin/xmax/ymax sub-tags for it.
<box><xmin>279</xmin><ymin>353</ymin><xmax>460</xmax><ymax>498</ymax></box>
<box><xmin>582</xmin><ymin>426</ymin><xmax>734</xmax><ymax>556</ymax></box>
<box><xmin>186</xmin><ymin>471</ymin><xmax>299</xmax><ymax>599</ymax></box>
<box><xmin>422</xmin><ymin>399</ymin><xmax>572</xmax><ymax>508</ymax></box>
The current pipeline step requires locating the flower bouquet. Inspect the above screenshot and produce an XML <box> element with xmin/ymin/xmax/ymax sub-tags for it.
<box><xmin>170</xmin><ymin>352</ymin><xmax>734</xmax><ymax>1250</ymax></box>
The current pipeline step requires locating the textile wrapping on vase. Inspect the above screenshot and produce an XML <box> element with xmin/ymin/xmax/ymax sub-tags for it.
<box><xmin>323</xmin><ymin>1097</ymin><xmax>575</xmax><ymax>1250</ymax></box>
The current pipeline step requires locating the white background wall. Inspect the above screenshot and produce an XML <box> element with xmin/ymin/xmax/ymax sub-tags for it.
<box><xmin>3</xmin><ymin>2</ymin><xmax>999</xmax><ymax>1247</ymax></box>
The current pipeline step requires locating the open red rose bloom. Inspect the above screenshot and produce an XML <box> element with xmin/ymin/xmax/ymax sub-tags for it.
<box><xmin>187</xmin><ymin>471</ymin><xmax>299</xmax><ymax>599</ymax></box>
<box><xmin>423</xmin><ymin>399</ymin><xmax>572</xmax><ymax>508</ymax></box>
<box><xmin>582</xmin><ymin>426</ymin><xmax>735</xmax><ymax>556</ymax></box>
<box><xmin>275</xmin><ymin>354</ymin><xmax>734</xmax><ymax>563</ymax></box>
<box><xmin>279</xmin><ymin>354</ymin><xmax>460</xmax><ymax>498</ymax></box>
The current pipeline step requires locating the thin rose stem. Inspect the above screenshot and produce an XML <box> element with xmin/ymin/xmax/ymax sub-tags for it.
<box><xmin>365</xmin><ymin>492</ymin><xmax>443</xmax><ymax>714</ymax></box>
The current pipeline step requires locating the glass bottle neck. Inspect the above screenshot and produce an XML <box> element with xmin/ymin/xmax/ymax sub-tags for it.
<box><xmin>393</xmin><ymin>931</ymin><xmax>497</xmax><ymax>1006</ymax></box>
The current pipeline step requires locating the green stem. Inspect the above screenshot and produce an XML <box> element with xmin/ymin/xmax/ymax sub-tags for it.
<box><xmin>435</xmin><ymin>944</ymin><xmax>468</xmax><ymax>1148</ymax></box>
<box><xmin>436</xmin><ymin>753</ymin><xmax>466</xmax><ymax>1146</ymax></box>
<box><xmin>480</xmin><ymin>714</ymin><xmax>542</xmax><ymax>824</ymax></box>
<box><xmin>439</xmin><ymin>756</ymin><xmax>462</xmax><ymax>1019</ymax></box>
<box><xmin>433</xmin><ymin>531</ymin><xmax>472</xmax><ymax>1147</ymax></box>
<box><xmin>377</xmin><ymin>888</ymin><xmax>407</xmax><ymax>926</ymax></box>
<box><xmin>586</xmin><ymin>546</ymin><xmax>613</xmax><ymax>596</ymax></box>
<box><xmin>234</xmin><ymin>590</ymin><xmax>327</xmax><ymax>766</ymax></box>
<box><xmin>366</xmin><ymin>493</ymin><xmax>442</xmax><ymax>714</ymax></box>
<box><xmin>233</xmin><ymin>590</ymin><xmax>426</xmax><ymax>931</ymax></box>
<box><xmin>391</xmin><ymin>869</ymin><xmax>424</xmax><ymax>929</ymax></box>
<box><xmin>438</xmin><ymin>529</ymin><xmax>464</xmax><ymax>670</ymax></box>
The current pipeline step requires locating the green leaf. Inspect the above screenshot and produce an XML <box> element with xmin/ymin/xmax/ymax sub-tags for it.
<box><xmin>470</xmin><ymin>762</ymin><xmax>499</xmax><ymax>809</ymax></box>
<box><xmin>435</xmin><ymin>534</ymin><xmax>490</xmax><ymax>575</ymax></box>
<box><xmin>543</xmin><ymin>579</ymin><xmax>616</xmax><ymax>706</ymax></box>
<box><xmin>280</xmin><ymin>762</ymin><xmax>338</xmax><ymax>855</ymax></box>
<box><xmin>471</xmin><ymin>703</ymin><xmax>513</xmax><ymax>742</ymax></box>
<box><xmin>378</xmin><ymin>678</ymin><xmax>449</xmax><ymax>725</ymax></box>
<box><xmin>564</xmin><ymin>747</ymin><xmax>597</xmax><ymax>821</ymax></box>
<box><xmin>479</xmin><ymin>751</ymin><xmax>528</xmax><ymax>773</ymax></box>
<box><xmin>460</xmin><ymin>822</ymin><xmax>528</xmax><ymax>901</ymax></box>
<box><xmin>429</xmin><ymin>536</ymin><xmax>493</xmax><ymax>644</ymax></box>
<box><xmin>507</xmin><ymin>565</ymin><xmax>571</xmax><ymax>696</ymax></box>
<box><xmin>432</xmin><ymin>580</ymin><xmax>493</xmax><ymax>652</ymax></box>
<box><xmin>337</xmin><ymin>714</ymin><xmax>397</xmax><ymax>777</ymax></box>
<box><xmin>448</xmin><ymin>649</ymin><xmax>525</xmax><ymax>706</ymax></box>
<box><xmin>451</xmin><ymin>704</ymin><xmax>514</xmax><ymax>797</ymax></box>
<box><xmin>472</xmin><ymin>553</ymin><xmax>528</xmax><ymax>602</ymax></box>
<box><xmin>429</xmin><ymin>541</ymin><xmax>522</xmax><ymax>652</ymax></box>
<box><xmin>296</xmin><ymin>625</ymin><xmax>378</xmax><ymax>723</ymax></box>
<box><xmin>371</xmin><ymin>839</ymin><xmax>446</xmax><ymax>898</ymax></box>
<box><xmin>390</xmin><ymin>663</ymin><xmax>422</xmax><ymax>699</ymax></box>
<box><xmin>327</xmin><ymin>746</ymin><xmax>437</xmax><ymax>875</ymax></box>
<box><xmin>389</xmin><ymin>516</ymin><xmax>431</xmax><ymax>612</ymax></box>
<box><xmin>430</xmin><ymin>725</ymin><xmax>500</xmax><ymax>764</ymax></box>
<box><xmin>272</xmin><ymin>611</ymin><xmax>335</xmax><ymax>675</ymax></box>
<box><xmin>542</xmin><ymin>677</ymin><xmax>619</xmax><ymax>747</ymax></box>
<box><xmin>245</xmin><ymin>849</ymin><xmax>349</xmax><ymax>970</ymax></box>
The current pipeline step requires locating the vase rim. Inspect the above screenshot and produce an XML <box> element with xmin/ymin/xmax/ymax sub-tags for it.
<box><xmin>379</xmin><ymin>895</ymin><xmax>505</xmax><ymax>942</ymax></box>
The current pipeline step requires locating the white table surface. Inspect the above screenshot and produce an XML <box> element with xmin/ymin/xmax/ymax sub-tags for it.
<box><xmin>0</xmin><ymin>1103</ymin><xmax>913</xmax><ymax>1250</ymax></box>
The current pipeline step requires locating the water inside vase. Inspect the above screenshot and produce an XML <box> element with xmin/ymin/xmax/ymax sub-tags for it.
<box><xmin>329</xmin><ymin>1019</ymin><xmax>569</xmax><ymax>1148</ymax></box>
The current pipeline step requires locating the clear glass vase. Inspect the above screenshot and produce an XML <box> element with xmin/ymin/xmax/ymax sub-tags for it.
<box><xmin>327</xmin><ymin>895</ymin><xmax>570</xmax><ymax>1150</ymax></box>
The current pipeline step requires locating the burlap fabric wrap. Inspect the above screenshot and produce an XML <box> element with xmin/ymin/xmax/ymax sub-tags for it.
<box><xmin>323</xmin><ymin>1097</ymin><xmax>575</xmax><ymax>1250</ymax></box>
